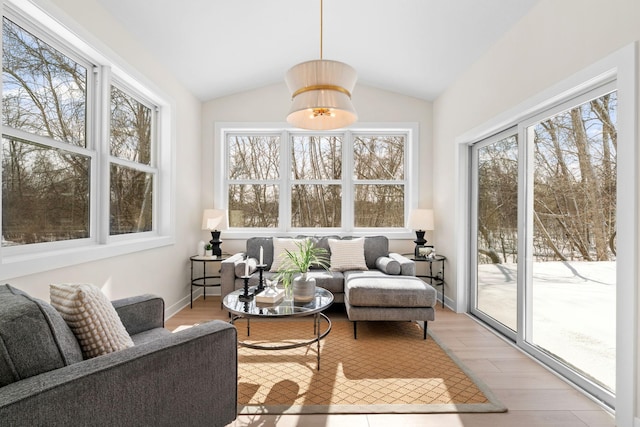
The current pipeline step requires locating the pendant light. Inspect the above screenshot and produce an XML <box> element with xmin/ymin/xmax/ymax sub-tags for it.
<box><xmin>285</xmin><ymin>0</ymin><xmax>358</xmax><ymax>130</ymax></box>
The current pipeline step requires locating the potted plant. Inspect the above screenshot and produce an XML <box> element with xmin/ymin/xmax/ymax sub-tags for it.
<box><xmin>204</xmin><ymin>243</ymin><xmax>213</xmax><ymax>257</ymax></box>
<box><xmin>276</xmin><ymin>239</ymin><xmax>330</xmax><ymax>302</ymax></box>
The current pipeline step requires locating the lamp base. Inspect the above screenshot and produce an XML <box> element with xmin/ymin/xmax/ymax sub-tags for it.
<box><xmin>209</xmin><ymin>230</ymin><xmax>222</xmax><ymax>257</ymax></box>
<box><xmin>413</xmin><ymin>230</ymin><xmax>427</xmax><ymax>258</ymax></box>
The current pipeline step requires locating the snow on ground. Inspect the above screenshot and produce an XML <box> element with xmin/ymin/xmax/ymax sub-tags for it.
<box><xmin>477</xmin><ymin>261</ymin><xmax>615</xmax><ymax>391</ymax></box>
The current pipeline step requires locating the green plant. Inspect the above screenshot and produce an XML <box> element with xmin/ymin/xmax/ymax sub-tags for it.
<box><xmin>276</xmin><ymin>239</ymin><xmax>329</xmax><ymax>287</ymax></box>
<box><xmin>205</xmin><ymin>243</ymin><xmax>212</xmax><ymax>251</ymax></box>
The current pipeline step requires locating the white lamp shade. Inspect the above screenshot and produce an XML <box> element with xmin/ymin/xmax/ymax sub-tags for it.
<box><xmin>285</xmin><ymin>59</ymin><xmax>358</xmax><ymax>130</ymax></box>
<box><xmin>201</xmin><ymin>209</ymin><xmax>228</xmax><ymax>230</ymax></box>
<box><xmin>407</xmin><ymin>209</ymin><xmax>434</xmax><ymax>231</ymax></box>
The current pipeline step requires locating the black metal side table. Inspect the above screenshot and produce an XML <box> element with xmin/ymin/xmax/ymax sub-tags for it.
<box><xmin>407</xmin><ymin>254</ymin><xmax>446</xmax><ymax>308</ymax></box>
<box><xmin>190</xmin><ymin>255</ymin><xmax>228</xmax><ymax>308</ymax></box>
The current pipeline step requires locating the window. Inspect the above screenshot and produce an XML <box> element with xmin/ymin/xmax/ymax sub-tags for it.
<box><xmin>109</xmin><ymin>85</ymin><xmax>155</xmax><ymax>235</ymax></box>
<box><xmin>290</xmin><ymin>134</ymin><xmax>342</xmax><ymax>227</ymax></box>
<box><xmin>2</xmin><ymin>16</ymin><xmax>92</xmax><ymax>245</ymax></box>
<box><xmin>353</xmin><ymin>135</ymin><xmax>405</xmax><ymax>227</ymax></box>
<box><xmin>222</xmin><ymin>126</ymin><xmax>415</xmax><ymax>233</ymax></box>
<box><xmin>227</xmin><ymin>135</ymin><xmax>280</xmax><ymax>228</ymax></box>
<box><xmin>0</xmin><ymin>4</ymin><xmax>172</xmax><ymax>278</ymax></box>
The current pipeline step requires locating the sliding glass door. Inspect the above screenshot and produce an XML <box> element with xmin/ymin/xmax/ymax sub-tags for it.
<box><xmin>470</xmin><ymin>85</ymin><xmax>617</xmax><ymax>406</ymax></box>
<box><xmin>471</xmin><ymin>130</ymin><xmax>519</xmax><ymax>337</ymax></box>
<box><xmin>526</xmin><ymin>90</ymin><xmax>616</xmax><ymax>395</ymax></box>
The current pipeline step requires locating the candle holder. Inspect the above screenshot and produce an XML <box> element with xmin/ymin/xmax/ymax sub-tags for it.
<box><xmin>238</xmin><ymin>275</ymin><xmax>254</xmax><ymax>302</ymax></box>
<box><xmin>256</xmin><ymin>264</ymin><xmax>267</xmax><ymax>293</ymax></box>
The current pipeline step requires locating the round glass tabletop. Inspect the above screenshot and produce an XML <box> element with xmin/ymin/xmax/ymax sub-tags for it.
<box><xmin>223</xmin><ymin>286</ymin><xmax>334</xmax><ymax>318</ymax></box>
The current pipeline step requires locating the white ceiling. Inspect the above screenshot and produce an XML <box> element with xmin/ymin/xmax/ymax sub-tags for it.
<box><xmin>94</xmin><ymin>0</ymin><xmax>539</xmax><ymax>102</ymax></box>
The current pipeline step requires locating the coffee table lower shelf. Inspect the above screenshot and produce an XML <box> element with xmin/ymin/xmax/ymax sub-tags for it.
<box><xmin>230</xmin><ymin>313</ymin><xmax>331</xmax><ymax>370</ymax></box>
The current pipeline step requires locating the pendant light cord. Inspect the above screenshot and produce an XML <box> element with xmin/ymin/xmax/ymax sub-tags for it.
<box><xmin>320</xmin><ymin>0</ymin><xmax>323</xmax><ymax>60</ymax></box>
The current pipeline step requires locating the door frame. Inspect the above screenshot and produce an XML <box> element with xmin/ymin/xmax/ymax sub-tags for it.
<box><xmin>468</xmin><ymin>127</ymin><xmax>519</xmax><ymax>341</ymax></box>
<box><xmin>455</xmin><ymin>44</ymin><xmax>637</xmax><ymax>420</ymax></box>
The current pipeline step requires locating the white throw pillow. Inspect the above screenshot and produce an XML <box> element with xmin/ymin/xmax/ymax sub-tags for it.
<box><xmin>328</xmin><ymin>238</ymin><xmax>369</xmax><ymax>272</ymax></box>
<box><xmin>270</xmin><ymin>238</ymin><xmax>306</xmax><ymax>272</ymax></box>
<box><xmin>50</xmin><ymin>283</ymin><xmax>134</xmax><ymax>359</ymax></box>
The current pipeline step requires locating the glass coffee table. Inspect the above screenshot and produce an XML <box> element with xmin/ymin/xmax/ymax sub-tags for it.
<box><xmin>222</xmin><ymin>287</ymin><xmax>334</xmax><ymax>370</ymax></box>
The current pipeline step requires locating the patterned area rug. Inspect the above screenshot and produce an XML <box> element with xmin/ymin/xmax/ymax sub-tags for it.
<box><xmin>236</xmin><ymin>317</ymin><xmax>507</xmax><ymax>414</ymax></box>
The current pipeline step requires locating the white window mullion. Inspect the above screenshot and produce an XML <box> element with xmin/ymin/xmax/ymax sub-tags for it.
<box><xmin>216</xmin><ymin>125</ymin><xmax>227</xmax><ymax>211</ymax></box>
<box><xmin>518</xmin><ymin>123</ymin><xmax>532</xmax><ymax>346</ymax></box>
<box><xmin>1</xmin><ymin>128</ymin><xmax>90</xmax><ymax>157</ymax></box>
<box><xmin>109</xmin><ymin>156</ymin><xmax>157</xmax><ymax>174</ymax></box>
<box><xmin>343</xmin><ymin>130</ymin><xmax>354</xmax><ymax>232</ymax></box>
<box><xmin>280</xmin><ymin>130</ymin><xmax>290</xmax><ymax>232</ymax></box>
<box><xmin>151</xmin><ymin>105</ymin><xmax>161</xmax><ymax>235</ymax></box>
<box><xmin>406</xmin><ymin>128</ymin><xmax>417</xmax><ymax>224</ymax></box>
<box><xmin>95</xmin><ymin>65</ymin><xmax>111</xmax><ymax>244</ymax></box>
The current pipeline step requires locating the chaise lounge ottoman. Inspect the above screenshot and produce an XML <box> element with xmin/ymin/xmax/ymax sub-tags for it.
<box><xmin>344</xmin><ymin>271</ymin><xmax>437</xmax><ymax>339</ymax></box>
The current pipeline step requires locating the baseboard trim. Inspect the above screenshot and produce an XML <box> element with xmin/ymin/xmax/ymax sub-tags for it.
<box><xmin>164</xmin><ymin>287</ymin><xmax>223</xmax><ymax>320</ymax></box>
<box><xmin>164</xmin><ymin>294</ymin><xmax>191</xmax><ymax>320</ymax></box>
<box><xmin>441</xmin><ymin>294</ymin><xmax>453</xmax><ymax>311</ymax></box>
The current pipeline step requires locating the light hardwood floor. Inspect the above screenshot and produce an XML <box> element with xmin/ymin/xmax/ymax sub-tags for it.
<box><xmin>166</xmin><ymin>296</ymin><xmax>615</xmax><ymax>427</ymax></box>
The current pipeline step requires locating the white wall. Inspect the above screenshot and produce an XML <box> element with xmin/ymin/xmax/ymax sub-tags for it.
<box><xmin>6</xmin><ymin>0</ymin><xmax>203</xmax><ymax>316</ymax></box>
<box><xmin>201</xmin><ymin>82</ymin><xmax>434</xmax><ymax>255</ymax></box>
<box><xmin>433</xmin><ymin>0</ymin><xmax>640</xmax><ymax>424</ymax></box>
<box><xmin>434</xmin><ymin>0</ymin><xmax>640</xmax><ymax>307</ymax></box>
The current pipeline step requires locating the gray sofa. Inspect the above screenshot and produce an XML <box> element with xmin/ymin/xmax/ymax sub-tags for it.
<box><xmin>221</xmin><ymin>236</ymin><xmax>437</xmax><ymax>338</ymax></box>
<box><xmin>0</xmin><ymin>284</ymin><xmax>237</xmax><ymax>427</ymax></box>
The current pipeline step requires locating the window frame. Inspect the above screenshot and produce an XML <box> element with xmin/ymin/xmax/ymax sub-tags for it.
<box><xmin>215</xmin><ymin>122</ymin><xmax>419</xmax><ymax>238</ymax></box>
<box><xmin>0</xmin><ymin>0</ymin><xmax>175</xmax><ymax>280</ymax></box>
<box><xmin>225</xmin><ymin>131</ymin><xmax>283</xmax><ymax>230</ymax></box>
<box><xmin>108</xmin><ymin>79</ymin><xmax>159</xmax><ymax>237</ymax></box>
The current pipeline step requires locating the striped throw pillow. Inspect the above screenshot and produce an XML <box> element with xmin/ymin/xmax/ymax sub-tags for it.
<box><xmin>328</xmin><ymin>238</ymin><xmax>369</xmax><ymax>272</ymax></box>
<box><xmin>50</xmin><ymin>283</ymin><xmax>134</xmax><ymax>359</ymax></box>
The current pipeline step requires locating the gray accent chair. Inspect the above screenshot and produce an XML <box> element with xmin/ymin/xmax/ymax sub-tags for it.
<box><xmin>0</xmin><ymin>284</ymin><xmax>237</xmax><ymax>427</ymax></box>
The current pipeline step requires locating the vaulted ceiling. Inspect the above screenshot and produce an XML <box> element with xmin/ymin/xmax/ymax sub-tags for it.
<box><xmin>94</xmin><ymin>0</ymin><xmax>540</xmax><ymax>102</ymax></box>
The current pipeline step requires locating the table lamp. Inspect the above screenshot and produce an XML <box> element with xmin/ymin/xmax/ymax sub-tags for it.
<box><xmin>202</xmin><ymin>209</ymin><xmax>228</xmax><ymax>257</ymax></box>
<box><xmin>407</xmin><ymin>209</ymin><xmax>434</xmax><ymax>258</ymax></box>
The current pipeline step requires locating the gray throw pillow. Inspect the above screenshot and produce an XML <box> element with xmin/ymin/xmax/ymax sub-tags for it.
<box><xmin>235</xmin><ymin>257</ymin><xmax>258</xmax><ymax>277</ymax></box>
<box><xmin>376</xmin><ymin>256</ymin><xmax>401</xmax><ymax>275</ymax></box>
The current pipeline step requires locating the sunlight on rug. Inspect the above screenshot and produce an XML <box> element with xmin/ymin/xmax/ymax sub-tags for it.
<box><xmin>236</xmin><ymin>318</ymin><xmax>507</xmax><ymax>414</ymax></box>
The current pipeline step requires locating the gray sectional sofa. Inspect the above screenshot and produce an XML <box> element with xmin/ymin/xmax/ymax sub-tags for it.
<box><xmin>0</xmin><ymin>284</ymin><xmax>237</xmax><ymax>427</ymax></box>
<box><xmin>221</xmin><ymin>235</ymin><xmax>413</xmax><ymax>303</ymax></box>
<box><xmin>221</xmin><ymin>236</ymin><xmax>437</xmax><ymax>338</ymax></box>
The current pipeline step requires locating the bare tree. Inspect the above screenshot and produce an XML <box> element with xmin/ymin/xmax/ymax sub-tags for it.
<box><xmin>2</xmin><ymin>17</ymin><xmax>89</xmax><ymax>244</ymax></box>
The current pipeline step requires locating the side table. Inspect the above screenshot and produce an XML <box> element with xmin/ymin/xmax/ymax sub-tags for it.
<box><xmin>190</xmin><ymin>255</ymin><xmax>228</xmax><ymax>308</ymax></box>
<box><xmin>407</xmin><ymin>254</ymin><xmax>446</xmax><ymax>308</ymax></box>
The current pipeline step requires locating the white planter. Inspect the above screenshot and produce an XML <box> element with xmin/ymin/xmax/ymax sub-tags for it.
<box><xmin>293</xmin><ymin>273</ymin><xmax>316</xmax><ymax>302</ymax></box>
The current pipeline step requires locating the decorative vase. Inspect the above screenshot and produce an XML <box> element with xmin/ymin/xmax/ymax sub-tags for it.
<box><xmin>204</xmin><ymin>249</ymin><xmax>213</xmax><ymax>257</ymax></box>
<box><xmin>197</xmin><ymin>241</ymin><xmax>205</xmax><ymax>256</ymax></box>
<box><xmin>293</xmin><ymin>273</ymin><xmax>316</xmax><ymax>302</ymax></box>
<box><xmin>283</xmin><ymin>284</ymin><xmax>293</xmax><ymax>301</ymax></box>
